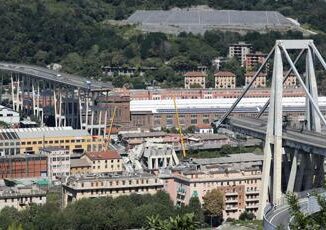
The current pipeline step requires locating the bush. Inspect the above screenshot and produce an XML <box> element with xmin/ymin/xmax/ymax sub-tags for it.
<box><xmin>239</xmin><ymin>211</ymin><xmax>256</xmax><ymax>221</ymax></box>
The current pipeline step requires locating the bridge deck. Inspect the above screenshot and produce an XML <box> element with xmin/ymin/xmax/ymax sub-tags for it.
<box><xmin>0</xmin><ymin>62</ymin><xmax>112</xmax><ymax>91</ymax></box>
<box><xmin>227</xmin><ymin>117</ymin><xmax>326</xmax><ymax>151</ymax></box>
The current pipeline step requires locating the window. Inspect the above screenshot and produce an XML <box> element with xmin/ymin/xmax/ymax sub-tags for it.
<box><xmin>191</xmin><ymin>119</ymin><xmax>197</xmax><ymax>124</ymax></box>
<box><xmin>203</xmin><ymin>119</ymin><xmax>209</xmax><ymax>124</ymax></box>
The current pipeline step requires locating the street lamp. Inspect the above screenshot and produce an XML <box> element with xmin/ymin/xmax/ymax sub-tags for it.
<box><xmin>307</xmin><ymin>192</ymin><xmax>311</xmax><ymax>213</ymax></box>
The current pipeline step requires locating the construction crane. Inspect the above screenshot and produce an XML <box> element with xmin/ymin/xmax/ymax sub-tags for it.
<box><xmin>173</xmin><ymin>97</ymin><xmax>186</xmax><ymax>158</ymax></box>
<box><xmin>103</xmin><ymin>106</ymin><xmax>117</xmax><ymax>151</ymax></box>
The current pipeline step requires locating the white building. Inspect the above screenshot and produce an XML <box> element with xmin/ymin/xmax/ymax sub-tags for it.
<box><xmin>40</xmin><ymin>147</ymin><xmax>70</xmax><ymax>181</ymax></box>
<box><xmin>0</xmin><ymin>105</ymin><xmax>20</xmax><ymax>125</ymax></box>
<box><xmin>229</xmin><ymin>42</ymin><xmax>252</xmax><ymax>67</ymax></box>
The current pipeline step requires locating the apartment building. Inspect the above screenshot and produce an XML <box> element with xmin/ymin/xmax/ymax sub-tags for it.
<box><xmin>162</xmin><ymin>153</ymin><xmax>263</xmax><ymax>219</ymax></box>
<box><xmin>245</xmin><ymin>72</ymin><xmax>267</xmax><ymax>88</ymax></box>
<box><xmin>229</xmin><ymin>42</ymin><xmax>252</xmax><ymax>67</ymax></box>
<box><xmin>284</xmin><ymin>73</ymin><xmax>297</xmax><ymax>88</ymax></box>
<box><xmin>82</xmin><ymin>150</ymin><xmax>123</xmax><ymax>173</ymax></box>
<box><xmin>70</xmin><ymin>158</ymin><xmax>92</xmax><ymax>175</ymax></box>
<box><xmin>0</xmin><ymin>185</ymin><xmax>46</xmax><ymax>210</ymax></box>
<box><xmin>214</xmin><ymin>71</ymin><xmax>236</xmax><ymax>89</ymax></box>
<box><xmin>184</xmin><ymin>71</ymin><xmax>206</xmax><ymax>89</ymax></box>
<box><xmin>62</xmin><ymin>173</ymin><xmax>164</xmax><ymax>207</ymax></box>
<box><xmin>40</xmin><ymin>147</ymin><xmax>70</xmax><ymax>181</ymax></box>
<box><xmin>0</xmin><ymin>155</ymin><xmax>47</xmax><ymax>179</ymax></box>
<box><xmin>244</xmin><ymin>52</ymin><xmax>267</xmax><ymax>71</ymax></box>
<box><xmin>0</xmin><ymin>127</ymin><xmax>103</xmax><ymax>156</ymax></box>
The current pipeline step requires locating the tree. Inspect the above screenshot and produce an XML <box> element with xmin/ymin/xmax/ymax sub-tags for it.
<box><xmin>203</xmin><ymin>189</ymin><xmax>224</xmax><ymax>217</ymax></box>
<box><xmin>145</xmin><ymin>213</ymin><xmax>198</xmax><ymax>230</ymax></box>
<box><xmin>286</xmin><ymin>192</ymin><xmax>317</xmax><ymax>229</ymax></box>
<box><xmin>219</xmin><ymin>145</ymin><xmax>233</xmax><ymax>155</ymax></box>
<box><xmin>188</xmin><ymin>197</ymin><xmax>204</xmax><ymax>223</ymax></box>
<box><xmin>202</xmin><ymin>189</ymin><xmax>224</xmax><ymax>226</ymax></box>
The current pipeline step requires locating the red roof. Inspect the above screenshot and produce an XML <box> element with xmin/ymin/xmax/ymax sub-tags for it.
<box><xmin>184</xmin><ymin>71</ymin><xmax>207</xmax><ymax>77</ymax></box>
<box><xmin>196</xmin><ymin>124</ymin><xmax>213</xmax><ymax>129</ymax></box>
<box><xmin>214</xmin><ymin>71</ymin><xmax>236</xmax><ymax>77</ymax></box>
<box><xmin>85</xmin><ymin>150</ymin><xmax>121</xmax><ymax>160</ymax></box>
<box><xmin>245</xmin><ymin>72</ymin><xmax>267</xmax><ymax>77</ymax></box>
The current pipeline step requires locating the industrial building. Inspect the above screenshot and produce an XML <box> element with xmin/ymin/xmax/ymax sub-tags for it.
<box><xmin>62</xmin><ymin>173</ymin><xmax>164</xmax><ymax>207</ymax></box>
<box><xmin>0</xmin><ymin>155</ymin><xmax>48</xmax><ymax>179</ymax></box>
<box><xmin>0</xmin><ymin>127</ymin><xmax>103</xmax><ymax>156</ymax></box>
<box><xmin>162</xmin><ymin>153</ymin><xmax>263</xmax><ymax>219</ymax></box>
<box><xmin>114</xmin><ymin>87</ymin><xmax>305</xmax><ymax>101</ymax></box>
<box><xmin>130</xmin><ymin>97</ymin><xmax>325</xmax><ymax>129</ymax></box>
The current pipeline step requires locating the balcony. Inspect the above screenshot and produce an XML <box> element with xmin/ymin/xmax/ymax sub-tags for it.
<box><xmin>225</xmin><ymin>199</ymin><xmax>238</xmax><ymax>204</ymax></box>
<box><xmin>225</xmin><ymin>192</ymin><xmax>238</xmax><ymax>196</ymax></box>
<box><xmin>225</xmin><ymin>206</ymin><xmax>238</xmax><ymax>211</ymax></box>
<box><xmin>246</xmin><ymin>190</ymin><xmax>259</xmax><ymax>194</ymax></box>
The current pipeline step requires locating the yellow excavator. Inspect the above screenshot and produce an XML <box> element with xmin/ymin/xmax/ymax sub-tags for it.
<box><xmin>173</xmin><ymin>97</ymin><xmax>186</xmax><ymax>158</ymax></box>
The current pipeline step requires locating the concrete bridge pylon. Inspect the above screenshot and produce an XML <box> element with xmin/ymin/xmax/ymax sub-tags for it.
<box><xmin>213</xmin><ymin>40</ymin><xmax>326</xmax><ymax>220</ymax></box>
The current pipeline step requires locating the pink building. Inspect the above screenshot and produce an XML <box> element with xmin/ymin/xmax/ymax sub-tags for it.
<box><xmin>162</xmin><ymin>153</ymin><xmax>263</xmax><ymax>219</ymax></box>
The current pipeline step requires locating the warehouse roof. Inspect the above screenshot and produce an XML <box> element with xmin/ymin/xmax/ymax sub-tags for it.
<box><xmin>130</xmin><ymin>96</ymin><xmax>326</xmax><ymax>113</ymax></box>
<box><xmin>0</xmin><ymin>127</ymin><xmax>90</xmax><ymax>139</ymax></box>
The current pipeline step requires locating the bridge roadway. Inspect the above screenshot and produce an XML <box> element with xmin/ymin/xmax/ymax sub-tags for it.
<box><xmin>225</xmin><ymin>117</ymin><xmax>326</xmax><ymax>155</ymax></box>
<box><xmin>0</xmin><ymin>62</ymin><xmax>112</xmax><ymax>91</ymax></box>
<box><xmin>264</xmin><ymin>191</ymin><xmax>324</xmax><ymax>229</ymax></box>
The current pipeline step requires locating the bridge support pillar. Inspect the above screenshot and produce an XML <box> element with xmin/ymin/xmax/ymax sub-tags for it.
<box><xmin>287</xmin><ymin>150</ymin><xmax>298</xmax><ymax>192</ymax></box>
<box><xmin>32</xmin><ymin>79</ymin><xmax>43</xmax><ymax>126</ymax></box>
<box><xmin>11</xmin><ymin>73</ymin><xmax>23</xmax><ymax>112</ymax></box>
<box><xmin>258</xmin><ymin>44</ymin><xmax>283</xmax><ymax>219</ymax></box>
<box><xmin>54</xmin><ymin>86</ymin><xmax>65</xmax><ymax>127</ymax></box>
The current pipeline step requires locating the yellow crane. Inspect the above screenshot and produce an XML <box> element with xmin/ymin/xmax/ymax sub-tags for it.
<box><xmin>173</xmin><ymin>96</ymin><xmax>186</xmax><ymax>158</ymax></box>
<box><xmin>103</xmin><ymin>106</ymin><xmax>117</xmax><ymax>151</ymax></box>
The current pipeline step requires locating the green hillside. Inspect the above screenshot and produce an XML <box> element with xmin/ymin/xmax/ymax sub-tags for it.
<box><xmin>1</xmin><ymin>0</ymin><xmax>326</xmax><ymax>89</ymax></box>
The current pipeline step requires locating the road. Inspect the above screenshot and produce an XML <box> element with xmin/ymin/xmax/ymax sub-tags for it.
<box><xmin>0</xmin><ymin>62</ymin><xmax>112</xmax><ymax>90</ymax></box>
<box><xmin>227</xmin><ymin>116</ymin><xmax>326</xmax><ymax>151</ymax></box>
<box><xmin>265</xmin><ymin>199</ymin><xmax>308</xmax><ymax>228</ymax></box>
